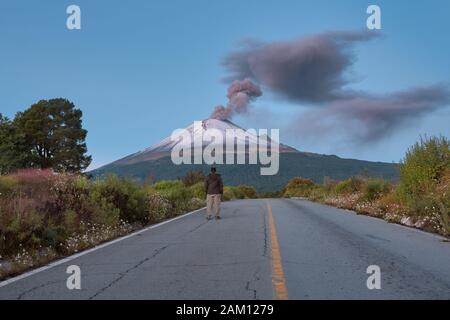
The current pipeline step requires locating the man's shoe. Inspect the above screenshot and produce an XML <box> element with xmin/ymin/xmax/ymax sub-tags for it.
<box><xmin>206</xmin><ymin>216</ymin><xmax>212</xmax><ymax>220</ymax></box>
<box><xmin>215</xmin><ymin>216</ymin><xmax>221</xmax><ymax>220</ymax></box>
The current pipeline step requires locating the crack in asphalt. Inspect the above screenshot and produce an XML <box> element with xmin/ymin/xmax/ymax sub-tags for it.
<box><xmin>17</xmin><ymin>280</ymin><xmax>60</xmax><ymax>300</ymax></box>
<box><xmin>245</xmin><ymin>271</ymin><xmax>260</xmax><ymax>300</ymax></box>
<box><xmin>185</xmin><ymin>220</ymin><xmax>209</xmax><ymax>235</ymax></box>
<box><xmin>88</xmin><ymin>245</ymin><xmax>168</xmax><ymax>300</ymax></box>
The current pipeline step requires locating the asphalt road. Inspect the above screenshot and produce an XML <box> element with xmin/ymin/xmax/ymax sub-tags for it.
<box><xmin>1</xmin><ymin>199</ymin><xmax>449</xmax><ymax>300</ymax></box>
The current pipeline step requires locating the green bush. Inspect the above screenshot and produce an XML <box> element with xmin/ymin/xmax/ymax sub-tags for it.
<box><xmin>182</xmin><ymin>170</ymin><xmax>205</xmax><ymax>187</ymax></box>
<box><xmin>237</xmin><ymin>185</ymin><xmax>257</xmax><ymax>199</ymax></box>
<box><xmin>223</xmin><ymin>186</ymin><xmax>236</xmax><ymax>201</ymax></box>
<box><xmin>146</xmin><ymin>190</ymin><xmax>171</xmax><ymax>223</ymax></box>
<box><xmin>323</xmin><ymin>176</ymin><xmax>338</xmax><ymax>192</ymax></box>
<box><xmin>396</xmin><ymin>136</ymin><xmax>450</xmax><ymax>234</ymax></box>
<box><xmin>152</xmin><ymin>180</ymin><xmax>194</xmax><ymax>214</ymax></box>
<box><xmin>0</xmin><ymin>176</ymin><xmax>18</xmax><ymax>196</ymax></box>
<box><xmin>308</xmin><ymin>185</ymin><xmax>327</xmax><ymax>202</ymax></box>
<box><xmin>284</xmin><ymin>177</ymin><xmax>315</xmax><ymax>197</ymax></box>
<box><xmin>230</xmin><ymin>187</ymin><xmax>245</xmax><ymax>199</ymax></box>
<box><xmin>436</xmin><ymin>170</ymin><xmax>450</xmax><ymax>233</ymax></box>
<box><xmin>398</xmin><ymin>135</ymin><xmax>449</xmax><ymax>204</ymax></box>
<box><xmin>153</xmin><ymin>180</ymin><xmax>184</xmax><ymax>190</ymax></box>
<box><xmin>91</xmin><ymin>175</ymin><xmax>148</xmax><ymax>224</ymax></box>
<box><xmin>189</xmin><ymin>182</ymin><xmax>206</xmax><ymax>199</ymax></box>
<box><xmin>260</xmin><ymin>191</ymin><xmax>282</xmax><ymax>198</ymax></box>
<box><xmin>334</xmin><ymin>177</ymin><xmax>364</xmax><ymax>194</ymax></box>
<box><xmin>361</xmin><ymin>179</ymin><xmax>391</xmax><ymax>201</ymax></box>
<box><xmin>0</xmin><ymin>205</ymin><xmax>44</xmax><ymax>256</ymax></box>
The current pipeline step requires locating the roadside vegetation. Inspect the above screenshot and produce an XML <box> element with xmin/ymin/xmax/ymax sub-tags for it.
<box><xmin>283</xmin><ymin>136</ymin><xmax>450</xmax><ymax>237</ymax></box>
<box><xmin>0</xmin><ymin>169</ymin><xmax>258</xmax><ymax>280</ymax></box>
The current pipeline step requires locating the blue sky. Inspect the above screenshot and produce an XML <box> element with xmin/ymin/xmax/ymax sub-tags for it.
<box><xmin>1</xmin><ymin>0</ymin><xmax>449</xmax><ymax>169</ymax></box>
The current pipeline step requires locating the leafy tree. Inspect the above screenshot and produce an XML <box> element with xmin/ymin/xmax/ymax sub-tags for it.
<box><xmin>13</xmin><ymin>98</ymin><xmax>92</xmax><ymax>172</ymax></box>
<box><xmin>0</xmin><ymin>114</ymin><xmax>30</xmax><ymax>174</ymax></box>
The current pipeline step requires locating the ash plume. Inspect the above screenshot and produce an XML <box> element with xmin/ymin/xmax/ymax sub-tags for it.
<box><xmin>293</xmin><ymin>84</ymin><xmax>450</xmax><ymax>144</ymax></box>
<box><xmin>217</xmin><ymin>30</ymin><xmax>450</xmax><ymax>143</ymax></box>
<box><xmin>222</xmin><ymin>31</ymin><xmax>379</xmax><ymax>104</ymax></box>
<box><xmin>211</xmin><ymin>79</ymin><xmax>262</xmax><ymax>120</ymax></box>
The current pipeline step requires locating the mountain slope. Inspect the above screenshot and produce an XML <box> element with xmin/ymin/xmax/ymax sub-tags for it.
<box><xmin>111</xmin><ymin>118</ymin><xmax>297</xmax><ymax>165</ymax></box>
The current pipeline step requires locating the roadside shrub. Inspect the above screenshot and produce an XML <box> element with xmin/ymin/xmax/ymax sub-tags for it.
<box><xmin>284</xmin><ymin>177</ymin><xmax>315</xmax><ymax>197</ymax></box>
<box><xmin>48</xmin><ymin>174</ymin><xmax>87</xmax><ymax>221</ymax></box>
<box><xmin>153</xmin><ymin>180</ymin><xmax>193</xmax><ymax>214</ymax></box>
<box><xmin>229</xmin><ymin>186</ymin><xmax>245</xmax><ymax>199</ymax></box>
<box><xmin>146</xmin><ymin>190</ymin><xmax>171</xmax><ymax>222</ymax></box>
<box><xmin>398</xmin><ymin>136</ymin><xmax>449</xmax><ymax>203</ymax></box>
<box><xmin>0</xmin><ymin>176</ymin><xmax>18</xmax><ymax>196</ymax></box>
<box><xmin>223</xmin><ymin>186</ymin><xmax>236</xmax><ymax>201</ymax></box>
<box><xmin>14</xmin><ymin>169</ymin><xmax>55</xmax><ymax>196</ymax></box>
<box><xmin>361</xmin><ymin>179</ymin><xmax>391</xmax><ymax>202</ymax></box>
<box><xmin>308</xmin><ymin>185</ymin><xmax>327</xmax><ymax>202</ymax></box>
<box><xmin>0</xmin><ymin>205</ymin><xmax>44</xmax><ymax>256</ymax></box>
<box><xmin>221</xmin><ymin>185</ymin><xmax>253</xmax><ymax>200</ymax></box>
<box><xmin>153</xmin><ymin>180</ymin><xmax>184</xmax><ymax>191</ymax></box>
<box><xmin>436</xmin><ymin>170</ymin><xmax>450</xmax><ymax>234</ymax></box>
<box><xmin>334</xmin><ymin>177</ymin><xmax>364</xmax><ymax>194</ymax></box>
<box><xmin>237</xmin><ymin>185</ymin><xmax>257</xmax><ymax>199</ymax></box>
<box><xmin>397</xmin><ymin>136</ymin><xmax>450</xmax><ymax>233</ymax></box>
<box><xmin>182</xmin><ymin>170</ymin><xmax>205</xmax><ymax>187</ymax></box>
<box><xmin>323</xmin><ymin>176</ymin><xmax>338</xmax><ymax>192</ymax></box>
<box><xmin>189</xmin><ymin>197</ymin><xmax>205</xmax><ymax>209</ymax></box>
<box><xmin>260</xmin><ymin>191</ymin><xmax>282</xmax><ymax>198</ymax></box>
<box><xmin>91</xmin><ymin>175</ymin><xmax>148</xmax><ymax>224</ymax></box>
<box><xmin>189</xmin><ymin>182</ymin><xmax>205</xmax><ymax>199</ymax></box>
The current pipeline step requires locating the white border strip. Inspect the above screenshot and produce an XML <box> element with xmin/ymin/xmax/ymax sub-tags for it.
<box><xmin>0</xmin><ymin>207</ymin><xmax>205</xmax><ymax>288</ymax></box>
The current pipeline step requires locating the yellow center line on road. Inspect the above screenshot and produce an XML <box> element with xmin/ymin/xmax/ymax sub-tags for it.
<box><xmin>266</xmin><ymin>200</ymin><xmax>289</xmax><ymax>300</ymax></box>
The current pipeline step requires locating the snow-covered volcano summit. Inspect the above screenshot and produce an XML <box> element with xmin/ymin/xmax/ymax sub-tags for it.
<box><xmin>112</xmin><ymin>118</ymin><xmax>298</xmax><ymax>166</ymax></box>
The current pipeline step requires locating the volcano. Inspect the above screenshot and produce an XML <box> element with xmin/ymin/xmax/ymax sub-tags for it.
<box><xmin>91</xmin><ymin>118</ymin><xmax>399</xmax><ymax>192</ymax></box>
<box><xmin>111</xmin><ymin>118</ymin><xmax>298</xmax><ymax>166</ymax></box>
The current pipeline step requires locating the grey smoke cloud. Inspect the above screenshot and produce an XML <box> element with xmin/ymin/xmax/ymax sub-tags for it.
<box><xmin>211</xmin><ymin>78</ymin><xmax>262</xmax><ymax>120</ymax></box>
<box><xmin>222</xmin><ymin>31</ymin><xmax>379</xmax><ymax>103</ymax></box>
<box><xmin>220</xmin><ymin>30</ymin><xmax>450</xmax><ymax>143</ymax></box>
<box><xmin>294</xmin><ymin>84</ymin><xmax>450</xmax><ymax>143</ymax></box>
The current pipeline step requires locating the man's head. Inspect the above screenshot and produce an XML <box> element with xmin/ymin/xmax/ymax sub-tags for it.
<box><xmin>211</xmin><ymin>166</ymin><xmax>216</xmax><ymax>173</ymax></box>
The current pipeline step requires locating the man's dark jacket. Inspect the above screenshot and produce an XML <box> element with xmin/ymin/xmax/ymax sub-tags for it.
<box><xmin>205</xmin><ymin>173</ymin><xmax>224</xmax><ymax>195</ymax></box>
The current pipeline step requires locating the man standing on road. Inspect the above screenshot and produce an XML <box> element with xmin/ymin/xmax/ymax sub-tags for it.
<box><xmin>205</xmin><ymin>166</ymin><xmax>223</xmax><ymax>220</ymax></box>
